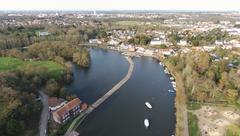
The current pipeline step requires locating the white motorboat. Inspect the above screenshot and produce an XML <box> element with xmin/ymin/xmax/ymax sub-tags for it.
<box><xmin>159</xmin><ymin>62</ymin><xmax>162</xmax><ymax>65</ymax></box>
<box><xmin>144</xmin><ymin>119</ymin><xmax>150</xmax><ymax>128</ymax></box>
<box><xmin>145</xmin><ymin>102</ymin><xmax>152</xmax><ymax>109</ymax></box>
<box><xmin>168</xmin><ymin>90</ymin><xmax>175</xmax><ymax>93</ymax></box>
<box><xmin>170</xmin><ymin>77</ymin><xmax>175</xmax><ymax>81</ymax></box>
<box><xmin>164</xmin><ymin>69</ymin><xmax>170</xmax><ymax>74</ymax></box>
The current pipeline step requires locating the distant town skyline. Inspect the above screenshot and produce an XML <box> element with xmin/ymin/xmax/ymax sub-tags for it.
<box><xmin>1</xmin><ymin>0</ymin><xmax>240</xmax><ymax>11</ymax></box>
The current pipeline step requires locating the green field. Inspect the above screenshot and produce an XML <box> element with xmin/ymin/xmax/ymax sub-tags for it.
<box><xmin>187</xmin><ymin>102</ymin><xmax>202</xmax><ymax>110</ymax></box>
<box><xmin>188</xmin><ymin>112</ymin><xmax>200</xmax><ymax>136</ymax></box>
<box><xmin>0</xmin><ymin>57</ymin><xmax>65</xmax><ymax>78</ymax></box>
<box><xmin>227</xmin><ymin>125</ymin><xmax>240</xmax><ymax>136</ymax></box>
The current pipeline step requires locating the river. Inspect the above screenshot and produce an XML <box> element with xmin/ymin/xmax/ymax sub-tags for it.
<box><xmin>67</xmin><ymin>48</ymin><xmax>175</xmax><ymax>136</ymax></box>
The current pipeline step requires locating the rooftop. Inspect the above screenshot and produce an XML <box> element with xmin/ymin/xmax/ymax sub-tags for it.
<box><xmin>48</xmin><ymin>97</ymin><xmax>66</xmax><ymax>107</ymax></box>
<box><xmin>55</xmin><ymin>98</ymin><xmax>81</xmax><ymax>117</ymax></box>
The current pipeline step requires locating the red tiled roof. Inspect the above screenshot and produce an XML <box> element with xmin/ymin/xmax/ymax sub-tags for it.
<box><xmin>55</xmin><ymin>98</ymin><xmax>81</xmax><ymax>117</ymax></box>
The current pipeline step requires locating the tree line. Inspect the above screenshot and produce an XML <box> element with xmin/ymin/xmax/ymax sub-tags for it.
<box><xmin>0</xmin><ymin>25</ymin><xmax>108</xmax><ymax>50</ymax></box>
<box><xmin>166</xmin><ymin>49</ymin><xmax>240</xmax><ymax>104</ymax></box>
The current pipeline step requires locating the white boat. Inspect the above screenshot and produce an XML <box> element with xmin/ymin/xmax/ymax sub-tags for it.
<box><xmin>170</xmin><ymin>77</ymin><xmax>175</xmax><ymax>81</ymax></box>
<box><xmin>164</xmin><ymin>69</ymin><xmax>170</xmax><ymax>74</ymax></box>
<box><xmin>144</xmin><ymin>119</ymin><xmax>150</xmax><ymax>128</ymax></box>
<box><xmin>168</xmin><ymin>90</ymin><xmax>175</xmax><ymax>93</ymax></box>
<box><xmin>159</xmin><ymin>62</ymin><xmax>162</xmax><ymax>65</ymax></box>
<box><xmin>145</xmin><ymin>102</ymin><xmax>152</xmax><ymax>109</ymax></box>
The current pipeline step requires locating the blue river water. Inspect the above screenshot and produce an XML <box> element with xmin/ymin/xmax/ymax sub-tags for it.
<box><xmin>67</xmin><ymin>48</ymin><xmax>175</xmax><ymax>136</ymax></box>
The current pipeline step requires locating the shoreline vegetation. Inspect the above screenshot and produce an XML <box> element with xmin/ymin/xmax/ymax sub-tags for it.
<box><xmin>163</xmin><ymin>49</ymin><xmax>240</xmax><ymax>135</ymax></box>
<box><xmin>0</xmin><ymin>42</ymin><xmax>90</xmax><ymax>136</ymax></box>
<box><xmin>0</xmin><ymin>24</ymin><xmax>97</xmax><ymax>136</ymax></box>
<box><xmin>164</xmin><ymin>61</ymin><xmax>188</xmax><ymax>136</ymax></box>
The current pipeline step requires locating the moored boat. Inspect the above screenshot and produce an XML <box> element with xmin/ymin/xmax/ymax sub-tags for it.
<box><xmin>144</xmin><ymin>119</ymin><xmax>150</xmax><ymax>128</ymax></box>
<box><xmin>170</xmin><ymin>77</ymin><xmax>175</xmax><ymax>81</ymax></box>
<box><xmin>145</xmin><ymin>102</ymin><xmax>152</xmax><ymax>109</ymax></box>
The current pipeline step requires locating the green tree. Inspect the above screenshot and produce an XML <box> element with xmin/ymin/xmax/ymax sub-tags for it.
<box><xmin>6</xmin><ymin>119</ymin><xmax>24</xmax><ymax>136</ymax></box>
<box><xmin>46</xmin><ymin>79</ymin><xmax>60</xmax><ymax>96</ymax></box>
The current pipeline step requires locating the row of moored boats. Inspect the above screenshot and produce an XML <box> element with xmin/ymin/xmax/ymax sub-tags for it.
<box><xmin>159</xmin><ymin>62</ymin><xmax>177</xmax><ymax>93</ymax></box>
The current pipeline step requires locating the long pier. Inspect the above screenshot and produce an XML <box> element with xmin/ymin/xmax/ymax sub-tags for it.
<box><xmin>65</xmin><ymin>56</ymin><xmax>134</xmax><ymax>136</ymax></box>
<box><xmin>86</xmin><ymin>56</ymin><xmax>134</xmax><ymax>113</ymax></box>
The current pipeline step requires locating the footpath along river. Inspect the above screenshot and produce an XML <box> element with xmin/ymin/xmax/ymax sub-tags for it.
<box><xmin>67</xmin><ymin>48</ymin><xmax>175</xmax><ymax>136</ymax></box>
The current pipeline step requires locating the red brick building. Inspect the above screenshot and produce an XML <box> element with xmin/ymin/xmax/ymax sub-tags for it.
<box><xmin>53</xmin><ymin>98</ymin><xmax>81</xmax><ymax>124</ymax></box>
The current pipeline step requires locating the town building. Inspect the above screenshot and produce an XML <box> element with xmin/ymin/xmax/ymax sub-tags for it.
<box><xmin>38</xmin><ymin>31</ymin><xmax>49</xmax><ymax>36</ymax></box>
<box><xmin>89</xmin><ymin>39</ymin><xmax>102</xmax><ymax>44</ymax></box>
<box><xmin>157</xmin><ymin>48</ymin><xmax>175</xmax><ymax>56</ymax></box>
<box><xmin>108</xmin><ymin>38</ymin><xmax>120</xmax><ymax>45</ymax></box>
<box><xmin>150</xmin><ymin>38</ymin><xmax>168</xmax><ymax>46</ymax></box>
<box><xmin>48</xmin><ymin>97</ymin><xmax>67</xmax><ymax>111</ymax></box>
<box><xmin>177</xmin><ymin>40</ymin><xmax>188</xmax><ymax>46</ymax></box>
<box><xmin>53</xmin><ymin>98</ymin><xmax>82</xmax><ymax>124</ymax></box>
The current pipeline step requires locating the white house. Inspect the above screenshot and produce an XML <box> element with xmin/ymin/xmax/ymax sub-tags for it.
<box><xmin>150</xmin><ymin>38</ymin><xmax>168</xmax><ymax>46</ymax></box>
<box><xmin>108</xmin><ymin>39</ymin><xmax>120</xmax><ymax>45</ymax></box>
<box><xmin>119</xmin><ymin>44</ymin><xmax>129</xmax><ymax>50</ymax></box>
<box><xmin>225</xmin><ymin>28</ymin><xmax>240</xmax><ymax>36</ymax></box>
<box><xmin>177</xmin><ymin>40</ymin><xmax>188</xmax><ymax>46</ymax></box>
<box><xmin>136</xmin><ymin>47</ymin><xmax>145</xmax><ymax>54</ymax></box>
<box><xmin>38</xmin><ymin>31</ymin><xmax>49</xmax><ymax>36</ymax></box>
<box><xmin>180</xmin><ymin>48</ymin><xmax>191</xmax><ymax>54</ymax></box>
<box><xmin>89</xmin><ymin>39</ymin><xmax>102</xmax><ymax>44</ymax></box>
<box><xmin>232</xmin><ymin>43</ymin><xmax>240</xmax><ymax>48</ymax></box>
<box><xmin>203</xmin><ymin>46</ymin><xmax>216</xmax><ymax>52</ymax></box>
<box><xmin>215</xmin><ymin>40</ymin><xmax>224</xmax><ymax>45</ymax></box>
<box><xmin>222</xmin><ymin>45</ymin><xmax>233</xmax><ymax>50</ymax></box>
<box><xmin>157</xmin><ymin>49</ymin><xmax>174</xmax><ymax>56</ymax></box>
<box><xmin>144</xmin><ymin>49</ymin><xmax>154</xmax><ymax>56</ymax></box>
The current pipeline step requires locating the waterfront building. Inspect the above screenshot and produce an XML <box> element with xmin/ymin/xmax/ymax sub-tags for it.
<box><xmin>53</xmin><ymin>98</ymin><xmax>82</xmax><ymax>124</ymax></box>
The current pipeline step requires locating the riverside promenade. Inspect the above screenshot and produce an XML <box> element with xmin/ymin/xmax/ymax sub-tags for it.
<box><xmin>65</xmin><ymin>56</ymin><xmax>134</xmax><ymax>136</ymax></box>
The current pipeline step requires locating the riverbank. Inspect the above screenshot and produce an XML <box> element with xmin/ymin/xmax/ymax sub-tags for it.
<box><xmin>164</xmin><ymin>63</ymin><xmax>188</xmax><ymax>136</ymax></box>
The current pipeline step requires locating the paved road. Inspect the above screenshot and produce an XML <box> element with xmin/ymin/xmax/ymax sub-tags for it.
<box><xmin>39</xmin><ymin>91</ymin><xmax>49</xmax><ymax>136</ymax></box>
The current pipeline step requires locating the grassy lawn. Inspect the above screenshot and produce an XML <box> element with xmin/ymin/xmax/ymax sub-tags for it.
<box><xmin>0</xmin><ymin>57</ymin><xmax>65</xmax><ymax>78</ymax></box>
<box><xmin>0</xmin><ymin>57</ymin><xmax>24</xmax><ymax>71</ymax></box>
<box><xmin>187</xmin><ymin>102</ymin><xmax>202</xmax><ymax>110</ymax></box>
<box><xmin>226</xmin><ymin>125</ymin><xmax>240</xmax><ymax>136</ymax></box>
<box><xmin>188</xmin><ymin>112</ymin><xmax>200</xmax><ymax>136</ymax></box>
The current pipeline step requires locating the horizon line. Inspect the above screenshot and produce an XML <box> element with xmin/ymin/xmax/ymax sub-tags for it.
<box><xmin>0</xmin><ymin>9</ymin><xmax>240</xmax><ymax>12</ymax></box>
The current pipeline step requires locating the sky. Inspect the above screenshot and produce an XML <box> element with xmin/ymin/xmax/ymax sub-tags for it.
<box><xmin>1</xmin><ymin>0</ymin><xmax>240</xmax><ymax>11</ymax></box>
